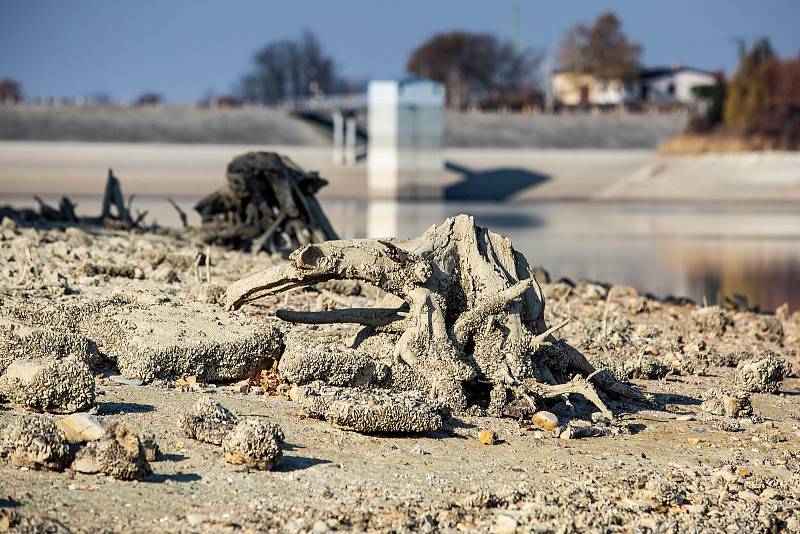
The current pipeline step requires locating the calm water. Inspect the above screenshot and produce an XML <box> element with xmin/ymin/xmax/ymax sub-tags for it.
<box><xmin>4</xmin><ymin>194</ymin><xmax>800</xmax><ymax>311</ymax></box>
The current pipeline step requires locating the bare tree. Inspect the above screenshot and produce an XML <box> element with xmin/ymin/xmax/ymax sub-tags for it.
<box><xmin>241</xmin><ymin>30</ymin><xmax>351</xmax><ymax>106</ymax></box>
<box><xmin>407</xmin><ymin>31</ymin><xmax>540</xmax><ymax>109</ymax></box>
<box><xmin>0</xmin><ymin>79</ymin><xmax>24</xmax><ymax>103</ymax></box>
<box><xmin>558</xmin><ymin>12</ymin><xmax>641</xmax><ymax>81</ymax></box>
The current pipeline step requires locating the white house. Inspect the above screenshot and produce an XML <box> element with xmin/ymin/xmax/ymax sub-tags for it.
<box><xmin>552</xmin><ymin>65</ymin><xmax>718</xmax><ymax>107</ymax></box>
<box><xmin>639</xmin><ymin>66</ymin><xmax>718</xmax><ymax>103</ymax></box>
<box><xmin>552</xmin><ymin>72</ymin><xmax>637</xmax><ymax>106</ymax></box>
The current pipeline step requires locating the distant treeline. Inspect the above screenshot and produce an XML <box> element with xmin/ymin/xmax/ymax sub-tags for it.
<box><xmin>688</xmin><ymin>38</ymin><xmax>800</xmax><ymax>149</ymax></box>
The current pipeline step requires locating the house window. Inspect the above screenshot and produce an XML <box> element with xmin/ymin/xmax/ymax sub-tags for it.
<box><xmin>668</xmin><ymin>83</ymin><xmax>675</xmax><ymax>95</ymax></box>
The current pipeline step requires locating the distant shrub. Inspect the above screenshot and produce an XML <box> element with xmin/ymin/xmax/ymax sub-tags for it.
<box><xmin>723</xmin><ymin>38</ymin><xmax>800</xmax><ymax>148</ymax></box>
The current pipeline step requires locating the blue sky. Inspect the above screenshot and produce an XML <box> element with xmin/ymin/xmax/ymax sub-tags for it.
<box><xmin>1</xmin><ymin>0</ymin><xmax>798</xmax><ymax>103</ymax></box>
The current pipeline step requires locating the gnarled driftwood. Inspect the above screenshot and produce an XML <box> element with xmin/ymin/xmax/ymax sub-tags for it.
<box><xmin>225</xmin><ymin>215</ymin><xmax>645</xmax><ymax>417</ymax></box>
<box><xmin>195</xmin><ymin>151</ymin><xmax>338</xmax><ymax>254</ymax></box>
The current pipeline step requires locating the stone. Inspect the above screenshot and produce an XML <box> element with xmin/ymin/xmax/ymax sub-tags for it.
<box><xmin>230</xmin><ymin>379</ymin><xmax>250</xmax><ymax>394</ymax></box>
<box><xmin>109</xmin><ymin>310</ymin><xmax>283</xmax><ymax>383</ymax></box>
<box><xmin>293</xmin><ymin>382</ymin><xmax>444</xmax><ymax>434</ymax></box>
<box><xmin>493</xmin><ymin>514</ymin><xmax>518</xmax><ymax>534</ymax></box>
<box><xmin>478</xmin><ymin>429</ymin><xmax>497</xmax><ymax>445</ymax></box>
<box><xmin>71</xmin><ymin>423</ymin><xmax>151</xmax><ymax>480</ymax></box>
<box><xmin>180</xmin><ymin>397</ymin><xmax>237</xmax><ymax>445</ymax></box>
<box><xmin>0</xmin><ymin>324</ymin><xmax>100</xmax><ymax>374</ymax></box>
<box><xmin>735</xmin><ymin>354</ymin><xmax>785</xmax><ymax>393</ymax></box>
<box><xmin>690</xmin><ymin>306</ymin><xmax>730</xmax><ymax>337</ymax></box>
<box><xmin>752</xmin><ymin>315</ymin><xmax>784</xmax><ymax>343</ymax></box>
<box><xmin>108</xmin><ymin>375</ymin><xmax>144</xmax><ymax>386</ymax></box>
<box><xmin>531</xmin><ymin>411</ymin><xmax>559</xmax><ymax>431</ymax></box>
<box><xmin>2</xmin><ymin>298</ymin><xmax>284</xmax><ymax>384</ymax></box>
<box><xmin>222</xmin><ymin>418</ymin><xmax>283</xmax><ymax>470</ymax></box>
<box><xmin>700</xmin><ymin>388</ymin><xmax>752</xmax><ymax>418</ymax></box>
<box><xmin>140</xmin><ymin>432</ymin><xmax>160</xmax><ymax>461</ymax></box>
<box><xmin>0</xmin><ymin>355</ymin><xmax>95</xmax><ymax>414</ymax></box>
<box><xmin>58</xmin><ymin>413</ymin><xmax>105</xmax><ymax>444</ymax></box>
<box><xmin>278</xmin><ymin>340</ymin><xmax>390</xmax><ymax>388</ymax></box>
<box><xmin>623</xmin><ymin>355</ymin><xmax>670</xmax><ymax>380</ymax></box>
<box><xmin>0</xmin><ymin>414</ymin><xmax>70</xmax><ymax>471</ymax></box>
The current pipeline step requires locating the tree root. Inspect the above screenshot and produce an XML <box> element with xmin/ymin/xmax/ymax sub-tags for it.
<box><xmin>528</xmin><ymin>375</ymin><xmax>612</xmax><ymax>419</ymax></box>
<box><xmin>225</xmin><ymin>215</ymin><xmax>648</xmax><ymax>418</ymax></box>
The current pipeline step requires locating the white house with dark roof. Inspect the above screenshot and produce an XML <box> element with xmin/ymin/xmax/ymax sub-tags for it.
<box><xmin>552</xmin><ymin>65</ymin><xmax>719</xmax><ymax>107</ymax></box>
<box><xmin>638</xmin><ymin>65</ymin><xmax>718</xmax><ymax>103</ymax></box>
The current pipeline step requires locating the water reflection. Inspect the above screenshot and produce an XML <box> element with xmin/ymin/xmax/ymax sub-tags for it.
<box><xmin>2</xmin><ymin>193</ymin><xmax>799</xmax><ymax>311</ymax></box>
<box><xmin>326</xmin><ymin>200</ymin><xmax>800</xmax><ymax>311</ymax></box>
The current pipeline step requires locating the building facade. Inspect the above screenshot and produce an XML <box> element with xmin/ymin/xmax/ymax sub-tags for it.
<box><xmin>553</xmin><ymin>65</ymin><xmax>718</xmax><ymax>108</ymax></box>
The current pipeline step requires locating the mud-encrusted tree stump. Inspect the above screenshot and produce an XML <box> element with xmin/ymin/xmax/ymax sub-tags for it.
<box><xmin>195</xmin><ymin>151</ymin><xmax>338</xmax><ymax>253</ymax></box>
<box><xmin>225</xmin><ymin>215</ymin><xmax>644</xmax><ymax>416</ymax></box>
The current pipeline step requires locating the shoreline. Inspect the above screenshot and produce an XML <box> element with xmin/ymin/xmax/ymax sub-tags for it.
<box><xmin>1</xmin><ymin>141</ymin><xmax>799</xmax><ymax>203</ymax></box>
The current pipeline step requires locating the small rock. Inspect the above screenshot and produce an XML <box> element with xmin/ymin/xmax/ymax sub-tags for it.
<box><xmin>108</xmin><ymin>375</ymin><xmax>144</xmax><ymax>386</ymax></box>
<box><xmin>58</xmin><ymin>413</ymin><xmax>105</xmax><ymax>444</ymax></box>
<box><xmin>760</xmin><ymin>488</ymin><xmax>779</xmax><ymax>501</ymax></box>
<box><xmin>623</xmin><ymin>355</ymin><xmax>670</xmax><ymax>380</ymax></box>
<box><xmin>140</xmin><ymin>432</ymin><xmax>160</xmax><ymax>461</ymax></box>
<box><xmin>690</xmin><ymin>306</ymin><xmax>730</xmax><ymax>337</ymax></box>
<box><xmin>736</xmin><ymin>466</ymin><xmax>751</xmax><ymax>477</ymax></box>
<box><xmin>752</xmin><ymin>315</ymin><xmax>784</xmax><ymax>343</ymax></box>
<box><xmin>687</xmin><ymin>438</ymin><xmax>702</xmax><ymax>446</ymax></box>
<box><xmin>278</xmin><ymin>340</ymin><xmax>390</xmax><ymax>388</ymax></box>
<box><xmin>311</xmin><ymin>520</ymin><xmax>330</xmax><ymax>533</ymax></box>
<box><xmin>71</xmin><ymin>423</ymin><xmax>151</xmax><ymax>480</ymax></box>
<box><xmin>185</xmin><ymin>514</ymin><xmax>208</xmax><ymax>527</ymax></box>
<box><xmin>531</xmin><ymin>411</ymin><xmax>558</xmax><ymax>431</ymax></box>
<box><xmin>409</xmin><ymin>444</ymin><xmax>430</xmax><ymax>455</ymax></box>
<box><xmin>714</xmin><ymin>419</ymin><xmax>742</xmax><ymax>432</ymax></box>
<box><xmin>700</xmin><ymin>387</ymin><xmax>752</xmax><ymax>418</ymax></box>
<box><xmin>0</xmin><ymin>355</ymin><xmax>95</xmax><ymax>414</ymax></box>
<box><xmin>222</xmin><ymin>418</ymin><xmax>283</xmax><ymax>471</ymax></box>
<box><xmin>735</xmin><ymin>354</ymin><xmax>785</xmax><ymax>394</ymax></box>
<box><xmin>293</xmin><ymin>382</ymin><xmax>444</xmax><ymax>434</ymax></box>
<box><xmin>0</xmin><ymin>414</ymin><xmax>70</xmax><ymax>471</ymax></box>
<box><xmin>493</xmin><ymin>514</ymin><xmax>518</xmax><ymax>534</ymax></box>
<box><xmin>231</xmin><ymin>379</ymin><xmax>250</xmax><ymax>394</ymax></box>
<box><xmin>152</xmin><ymin>266</ymin><xmax>179</xmax><ymax>283</ymax></box>
<box><xmin>180</xmin><ymin>397</ymin><xmax>238</xmax><ymax>445</ymax></box>
<box><xmin>478</xmin><ymin>429</ymin><xmax>497</xmax><ymax>445</ymax></box>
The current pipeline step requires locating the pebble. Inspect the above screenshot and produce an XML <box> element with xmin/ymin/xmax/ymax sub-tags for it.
<box><xmin>311</xmin><ymin>520</ymin><xmax>331</xmax><ymax>533</ymax></box>
<box><xmin>185</xmin><ymin>514</ymin><xmax>208</xmax><ymax>526</ymax></box>
<box><xmin>532</xmin><ymin>411</ymin><xmax>558</xmax><ymax>431</ymax></box>
<box><xmin>493</xmin><ymin>514</ymin><xmax>518</xmax><ymax>534</ymax></box>
<box><xmin>108</xmin><ymin>375</ymin><xmax>144</xmax><ymax>386</ymax></box>
<box><xmin>58</xmin><ymin>413</ymin><xmax>106</xmax><ymax>444</ymax></box>
<box><xmin>231</xmin><ymin>379</ymin><xmax>250</xmax><ymax>393</ymax></box>
<box><xmin>478</xmin><ymin>429</ymin><xmax>497</xmax><ymax>445</ymax></box>
<box><xmin>736</xmin><ymin>466</ymin><xmax>751</xmax><ymax>477</ymax></box>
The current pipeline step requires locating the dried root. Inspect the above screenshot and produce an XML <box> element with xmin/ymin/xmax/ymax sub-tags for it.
<box><xmin>225</xmin><ymin>215</ymin><xmax>645</xmax><ymax>418</ymax></box>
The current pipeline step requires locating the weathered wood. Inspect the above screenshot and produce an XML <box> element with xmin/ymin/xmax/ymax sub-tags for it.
<box><xmin>226</xmin><ymin>215</ymin><xmax>644</xmax><ymax>417</ymax></box>
<box><xmin>194</xmin><ymin>151</ymin><xmax>338</xmax><ymax>254</ymax></box>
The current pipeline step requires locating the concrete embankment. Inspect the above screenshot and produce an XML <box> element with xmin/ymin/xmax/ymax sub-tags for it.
<box><xmin>0</xmin><ymin>141</ymin><xmax>798</xmax><ymax>203</ymax></box>
<box><xmin>1</xmin><ymin>105</ymin><xmax>686</xmax><ymax>149</ymax></box>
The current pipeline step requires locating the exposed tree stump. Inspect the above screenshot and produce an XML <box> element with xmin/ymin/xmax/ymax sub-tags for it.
<box><xmin>225</xmin><ymin>215</ymin><xmax>645</xmax><ymax>417</ymax></box>
<box><xmin>194</xmin><ymin>151</ymin><xmax>338</xmax><ymax>253</ymax></box>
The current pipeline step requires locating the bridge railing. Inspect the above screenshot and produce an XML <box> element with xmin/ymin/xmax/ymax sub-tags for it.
<box><xmin>280</xmin><ymin>93</ymin><xmax>367</xmax><ymax>112</ymax></box>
